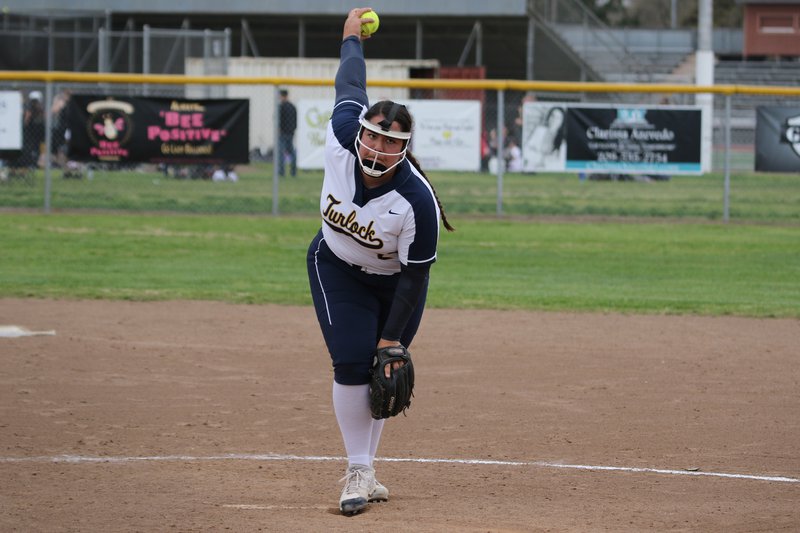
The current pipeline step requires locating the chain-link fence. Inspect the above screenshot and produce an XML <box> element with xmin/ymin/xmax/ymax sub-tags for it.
<box><xmin>1</xmin><ymin>75</ymin><xmax>799</xmax><ymax>222</ymax></box>
<box><xmin>0</xmin><ymin>12</ymin><xmax>229</xmax><ymax>75</ymax></box>
<box><xmin>0</xmin><ymin>88</ymin><xmax>45</xmax><ymax>186</ymax></box>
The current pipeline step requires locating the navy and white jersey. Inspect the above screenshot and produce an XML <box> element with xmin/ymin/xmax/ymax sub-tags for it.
<box><xmin>319</xmin><ymin>39</ymin><xmax>440</xmax><ymax>276</ymax></box>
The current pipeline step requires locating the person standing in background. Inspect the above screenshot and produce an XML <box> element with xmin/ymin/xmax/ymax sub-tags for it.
<box><xmin>24</xmin><ymin>91</ymin><xmax>46</xmax><ymax>168</ymax></box>
<box><xmin>50</xmin><ymin>89</ymin><xmax>72</xmax><ymax>169</ymax></box>
<box><xmin>278</xmin><ymin>89</ymin><xmax>297</xmax><ymax>177</ymax></box>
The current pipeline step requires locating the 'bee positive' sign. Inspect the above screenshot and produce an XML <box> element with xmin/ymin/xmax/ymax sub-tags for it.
<box><xmin>67</xmin><ymin>95</ymin><xmax>250</xmax><ymax>165</ymax></box>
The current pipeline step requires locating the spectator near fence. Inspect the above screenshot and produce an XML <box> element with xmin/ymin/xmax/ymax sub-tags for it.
<box><xmin>505</xmin><ymin>136</ymin><xmax>523</xmax><ymax>172</ymax></box>
<box><xmin>50</xmin><ymin>89</ymin><xmax>72</xmax><ymax>169</ymax></box>
<box><xmin>21</xmin><ymin>91</ymin><xmax>45</xmax><ymax>169</ymax></box>
<box><xmin>278</xmin><ymin>89</ymin><xmax>297</xmax><ymax>177</ymax></box>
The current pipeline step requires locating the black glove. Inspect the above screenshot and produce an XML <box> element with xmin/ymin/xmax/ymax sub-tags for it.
<box><xmin>369</xmin><ymin>345</ymin><xmax>414</xmax><ymax>419</ymax></box>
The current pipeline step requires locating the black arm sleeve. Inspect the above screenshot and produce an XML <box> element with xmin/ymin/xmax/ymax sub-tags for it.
<box><xmin>381</xmin><ymin>262</ymin><xmax>431</xmax><ymax>342</ymax></box>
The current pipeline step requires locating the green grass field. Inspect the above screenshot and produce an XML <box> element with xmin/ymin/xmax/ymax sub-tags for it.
<box><xmin>2</xmin><ymin>212</ymin><xmax>798</xmax><ymax>318</ymax></box>
<box><xmin>2</xmin><ymin>163</ymin><xmax>799</xmax><ymax>222</ymax></box>
<box><xmin>2</xmin><ymin>163</ymin><xmax>798</xmax><ymax>317</ymax></box>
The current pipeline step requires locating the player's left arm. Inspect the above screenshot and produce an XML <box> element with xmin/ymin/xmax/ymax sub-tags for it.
<box><xmin>379</xmin><ymin>262</ymin><xmax>431</xmax><ymax>345</ymax></box>
<box><xmin>379</xmin><ymin>192</ymin><xmax>439</xmax><ymax>345</ymax></box>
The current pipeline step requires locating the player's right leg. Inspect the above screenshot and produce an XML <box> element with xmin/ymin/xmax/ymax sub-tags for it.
<box><xmin>307</xmin><ymin>231</ymin><xmax>385</xmax><ymax>514</ymax></box>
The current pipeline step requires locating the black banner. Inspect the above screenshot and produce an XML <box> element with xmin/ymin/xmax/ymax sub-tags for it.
<box><xmin>565</xmin><ymin>106</ymin><xmax>702</xmax><ymax>174</ymax></box>
<box><xmin>67</xmin><ymin>95</ymin><xmax>249</xmax><ymax>164</ymax></box>
<box><xmin>755</xmin><ymin>106</ymin><xmax>800</xmax><ymax>173</ymax></box>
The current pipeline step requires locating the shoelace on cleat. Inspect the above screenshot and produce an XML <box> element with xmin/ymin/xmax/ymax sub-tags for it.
<box><xmin>339</xmin><ymin>467</ymin><xmax>372</xmax><ymax>494</ymax></box>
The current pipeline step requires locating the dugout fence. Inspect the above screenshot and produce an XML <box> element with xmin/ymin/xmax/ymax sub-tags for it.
<box><xmin>1</xmin><ymin>70</ymin><xmax>799</xmax><ymax>223</ymax></box>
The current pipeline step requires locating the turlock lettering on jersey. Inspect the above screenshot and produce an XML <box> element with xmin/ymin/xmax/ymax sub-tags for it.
<box><xmin>323</xmin><ymin>194</ymin><xmax>384</xmax><ymax>249</ymax></box>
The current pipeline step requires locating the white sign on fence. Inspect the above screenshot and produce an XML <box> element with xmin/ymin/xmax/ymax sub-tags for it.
<box><xmin>296</xmin><ymin>98</ymin><xmax>482</xmax><ymax>172</ymax></box>
<box><xmin>0</xmin><ymin>91</ymin><xmax>23</xmax><ymax>150</ymax></box>
<box><xmin>296</xmin><ymin>99</ymin><xmax>333</xmax><ymax>170</ymax></box>
<box><xmin>405</xmin><ymin>100</ymin><xmax>481</xmax><ymax>171</ymax></box>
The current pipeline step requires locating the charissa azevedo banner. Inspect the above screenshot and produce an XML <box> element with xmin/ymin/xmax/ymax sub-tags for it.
<box><xmin>564</xmin><ymin>106</ymin><xmax>702</xmax><ymax>174</ymax></box>
<box><xmin>66</xmin><ymin>95</ymin><xmax>249</xmax><ymax>164</ymax></box>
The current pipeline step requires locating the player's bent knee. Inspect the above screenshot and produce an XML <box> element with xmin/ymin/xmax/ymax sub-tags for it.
<box><xmin>333</xmin><ymin>363</ymin><xmax>372</xmax><ymax>386</ymax></box>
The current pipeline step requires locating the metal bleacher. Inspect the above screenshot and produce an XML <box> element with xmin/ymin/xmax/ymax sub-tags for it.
<box><xmin>715</xmin><ymin>59</ymin><xmax>800</xmax><ymax>112</ymax></box>
<box><xmin>715</xmin><ymin>59</ymin><xmax>800</xmax><ymax>87</ymax></box>
<box><xmin>553</xmin><ymin>24</ymin><xmax>693</xmax><ymax>83</ymax></box>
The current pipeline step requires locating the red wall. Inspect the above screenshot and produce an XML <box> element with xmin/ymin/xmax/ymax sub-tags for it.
<box><xmin>744</xmin><ymin>4</ymin><xmax>800</xmax><ymax>56</ymax></box>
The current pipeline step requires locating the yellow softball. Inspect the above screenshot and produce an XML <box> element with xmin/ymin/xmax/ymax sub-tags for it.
<box><xmin>361</xmin><ymin>10</ymin><xmax>380</xmax><ymax>36</ymax></box>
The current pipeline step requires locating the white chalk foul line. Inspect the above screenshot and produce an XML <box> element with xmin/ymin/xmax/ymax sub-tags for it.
<box><xmin>222</xmin><ymin>504</ymin><xmax>329</xmax><ymax>511</ymax></box>
<box><xmin>1</xmin><ymin>453</ymin><xmax>798</xmax><ymax>484</ymax></box>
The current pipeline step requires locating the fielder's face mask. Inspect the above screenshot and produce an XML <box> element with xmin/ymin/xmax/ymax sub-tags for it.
<box><xmin>355</xmin><ymin>103</ymin><xmax>412</xmax><ymax>178</ymax></box>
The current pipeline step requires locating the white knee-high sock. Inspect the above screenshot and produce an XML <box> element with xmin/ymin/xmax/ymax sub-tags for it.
<box><xmin>369</xmin><ymin>418</ymin><xmax>385</xmax><ymax>468</ymax></box>
<box><xmin>332</xmin><ymin>381</ymin><xmax>373</xmax><ymax>468</ymax></box>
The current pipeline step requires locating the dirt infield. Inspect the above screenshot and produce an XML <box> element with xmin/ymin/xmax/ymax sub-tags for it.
<box><xmin>1</xmin><ymin>298</ymin><xmax>799</xmax><ymax>532</ymax></box>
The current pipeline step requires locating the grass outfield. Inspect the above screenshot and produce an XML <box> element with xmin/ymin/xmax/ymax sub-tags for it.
<box><xmin>1</xmin><ymin>212</ymin><xmax>798</xmax><ymax>318</ymax></box>
<box><xmin>1</xmin><ymin>163</ymin><xmax>799</xmax><ymax>222</ymax></box>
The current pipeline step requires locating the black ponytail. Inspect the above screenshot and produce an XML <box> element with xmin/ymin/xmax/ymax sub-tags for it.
<box><xmin>406</xmin><ymin>151</ymin><xmax>455</xmax><ymax>232</ymax></box>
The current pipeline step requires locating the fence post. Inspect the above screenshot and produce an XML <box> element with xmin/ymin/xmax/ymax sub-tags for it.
<box><xmin>98</xmin><ymin>28</ymin><xmax>107</xmax><ymax>73</ymax></box>
<box><xmin>272</xmin><ymin>85</ymin><xmax>280</xmax><ymax>216</ymax></box>
<box><xmin>723</xmin><ymin>93</ymin><xmax>731</xmax><ymax>223</ymax></box>
<box><xmin>496</xmin><ymin>89</ymin><xmax>505</xmax><ymax>217</ymax></box>
<box><xmin>143</xmin><ymin>25</ymin><xmax>151</xmax><ymax>95</ymax></box>
<box><xmin>43</xmin><ymin>81</ymin><xmax>53</xmax><ymax>214</ymax></box>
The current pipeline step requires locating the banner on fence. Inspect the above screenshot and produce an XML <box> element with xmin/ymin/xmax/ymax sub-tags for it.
<box><xmin>296</xmin><ymin>99</ymin><xmax>333</xmax><ymax>170</ymax></box>
<box><xmin>0</xmin><ymin>91</ymin><xmax>23</xmax><ymax>151</ymax></box>
<box><xmin>522</xmin><ymin>102</ymin><xmax>702</xmax><ymax>175</ymax></box>
<box><xmin>521</xmin><ymin>103</ymin><xmax>567</xmax><ymax>172</ymax></box>
<box><xmin>67</xmin><ymin>95</ymin><xmax>249</xmax><ymax>164</ymax></box>
<box><xmin>406</xmin><ymin>100</ymin><xmax>482</xmax><ymax>171</ymax></box>
<box><xmin>755</xmin><ymin>106</ymin><xmax>800</xmax><ymax>172</ymax></box>
<box><xmin>296</xmin><ymin>98</ymin><xmax>482</xmax><ymax>171</ymax></box>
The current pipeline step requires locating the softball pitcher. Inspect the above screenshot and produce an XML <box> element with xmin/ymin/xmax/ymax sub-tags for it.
<box><xmin>306</xmin><ymin>7</ymin><xmax>454</xmax><ymax>516</ymax></box>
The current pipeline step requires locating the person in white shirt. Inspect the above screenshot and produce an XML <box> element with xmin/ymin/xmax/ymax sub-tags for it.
<box><xmin>505</xmin><ymin>136</ymin><xmax>523</xmax><ymax>172</ymax></box>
